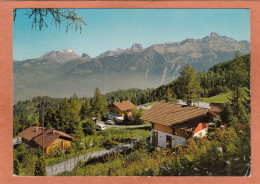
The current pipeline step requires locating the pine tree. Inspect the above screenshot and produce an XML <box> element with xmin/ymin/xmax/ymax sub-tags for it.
<box><xmin>92</xmin><ymin>88</ymin><xmax>107</xmax><ymax>120</ymax></box>
<box><xmin>13</xmin><ymin>116</ymin><xmax>21</xmax><ymax>136</ymax></box>
<box><xmin>82</xmin><ymin>118</ymin><xmax>95</xmax><ymax>135</ymax></box>
<box><xmin>165</xmin><ymin>88</ymin><xmax>176</xmax><ymax>103</ymax></box>
<box><xmin>56</xmin><ymin>98</ymin><xmax>70</xmax><ymax>132</ymax></box>
<box><xmin>179</xmin><ymin>63</ymin><xmax>201</xmax><ymax>103</ymax></box>
<box><xmin>230</xmin><ymin>55</ymin><xmax>248</xmax><ymax>118</ymax></box>
<box><xmin>74</xmin><ymin>121</ymin><xmax>84</xmax><ymax>140</ymax></box>
<box><xmin>13</xmin><ymin>159</ymin><xmax>21</xmax><ymax>175</ymax></box>
<box><xmin>34</xmin><ymin>156</ymin><xmax>47</xmax><ymax>176</ymax></box>
<box><xmin>68</xmin><ymin>96</ymin><xmax>81</xmax><ymax>134</ymax></box>
<box><xmin>56</xmin><ymin>97</ymin><xmax>81</xmax><ymax>134</ymax></box>
<box><xmin>80</xmin><ymin>98</ymin><xmax>92</xmax><ymax>120</ymax></box>
<box><xmin>44</xmin><ymin>107</ymin><xmax>57</xmax><ymax>129</ymax></box>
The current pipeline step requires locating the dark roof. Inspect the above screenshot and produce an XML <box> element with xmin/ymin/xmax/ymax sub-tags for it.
<box><xmin>33</xmin><ymin>129</ymin><xmax>60</xmax><ymax>148</ymax></box>
<box><xmin>140</xmin><ymin>102</ymin><xmax>218</xmax><ymax>127</ymax></box>
<box><xmin>18</xmin><ymin>127</ymin><xmax>74</xmax><ymax>148</ymax></box>
<box><xmin>53</xmin><ymin>130</ymin><xmax>74</xmax><ymax>139</ymax></box>
<box><xmin>33</xmin><ymin>129</ymin><xmax>74</xmax><ymax>148</ymax></box>
<box><xmin>111</xmin><ymin>100</ymin><xmax>136</xmax><ymax>111</ymax></box>
<box><xmin>18</xmin><ymin>126</ymin><xmax>44</xmax><ymax>141</ymax></box>
<box><xmin>209</xmin><ymin>103</ymin><xmax>223</xmax><ymax>115</ymax></box>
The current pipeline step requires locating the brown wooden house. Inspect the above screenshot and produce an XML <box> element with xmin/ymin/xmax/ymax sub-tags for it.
<box><xmin>18</xmin><ymin>126</ymin><xmax>74</xmax><ymax>154</ymax></box>
<box><xmin>107</xmin><ymin>100</ymin><xmax>136</xmax><ymax>121</ymax></box>
<box><xmin>209</xmin><ymin>103</ymin><xmax>223</xmax><ymax>116</ymax></box>
<box><xmin>140</xmin><ymin>102</ymin><xmax>219</xmax><ymax>148</ymax></box>
<box><xmin>18</xmin><ymin>126</ymin><xmax>44</xmax><ymax>145</ymax></box>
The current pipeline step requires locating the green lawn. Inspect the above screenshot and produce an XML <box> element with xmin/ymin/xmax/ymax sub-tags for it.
<box><xmin>81</xmin><ymin>126</ymin><xmax>151</xmax><ymax>147</ymax></box>
<box><xmin>46</xmin><ymin>126</ymin><xmax>151</xmax><ymax>166</ymax></box>
<box><xmin>139</xmin><ymin>101</ymin><xmax>156</xmax><ymax>107</ymax></box>
<box><xmin>201</xmin><ymin>92</ymin><xmax>231</xmax><ymax>103</ymax></box>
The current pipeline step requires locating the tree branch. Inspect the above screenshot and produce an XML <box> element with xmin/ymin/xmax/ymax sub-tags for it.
<box><xmin>13</xmin><ymin>8</ymin><xmax>87</xmax><ymax>33</ymax></box>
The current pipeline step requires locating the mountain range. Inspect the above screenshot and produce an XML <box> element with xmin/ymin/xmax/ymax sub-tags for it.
<box><xmin>13</xmin><ymin>32</ymin><xmax>250</xmax><ymax>103</ymax></box>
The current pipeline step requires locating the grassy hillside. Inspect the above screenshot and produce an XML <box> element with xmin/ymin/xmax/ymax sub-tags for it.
<box><xmin>201</xmin><ymin>92</ymin><xmax>231</xmax><ymax>103</ymax></box>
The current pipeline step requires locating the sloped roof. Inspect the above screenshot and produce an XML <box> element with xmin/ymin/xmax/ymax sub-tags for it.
<box><xmin>111</xmin><ymin>100</ymin><xmax>136</xmax><ymax>111</ymax></box>
<box><xmin>53</xmin><ymin>130</ymin><xmax>74</xmax><ymax>139</ymax></box>
<box><xmin>209</xmin><ymin>103</ymin><xmax>223</xmax><ymax>115</ymax></box>
<box><xmin>18</xmin><ymin>126</ymin><xmax>44</xmax><ymax>141</ymax></box>
<box><xmin>33</xmin><ymin>129</ymin><xmax>60</xmax><ymax>148</ymax></box>
<box><xmin>140</xmin><ymin>102</ymin><xmax>218</xmax><ymax>127</ymax></box>
<box><xmin>33</xmin><ymin>129</ymin><xmax>74</xmax><ymax>148</ymax></box>
<box><xmin>18</xmin><ymin>127</ymin><xmax>74</xmax><ymax>148</ymax></box>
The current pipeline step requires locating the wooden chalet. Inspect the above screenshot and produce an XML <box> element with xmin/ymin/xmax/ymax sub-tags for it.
<box><xmin>140</xmin><ymin>102</ymin><xmax>220</xmax><ymax>148</ymax></box>
<box><xmin>107</xmin><ymin>100</ymin><xmax>136</xmax><ymax>121</ymax></box>
<box><xmin>18</xmin><ymin>126</ymin><xmax>74</xmax><ymax>154</ymax></box>
<box><xmin>209</xmin><ymin>103</ymin><xmax>223</xmax><ymax>116</ymax></box>
<box><xmin>18</xmin><ymin>126</ymin><xmax>44</xmax><ymax>145</ymax></box>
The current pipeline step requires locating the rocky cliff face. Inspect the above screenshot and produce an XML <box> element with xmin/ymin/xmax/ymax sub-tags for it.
<box><xmin>39</xmin><ymin>49</ymin><xmax>80</xmax><ymax>63</ymax></box>
<box><xmin>13</xmin><ymin>33</ymin><xmax>250</xmax><ymax>103</ymax></box>
<box><xmin>66</xmin><ymin>32</ymin><xmax>249</xmax><ymax>80</ymax></box>
<box><xmin>96</xmin><ymin>43</ymin><xmax>144</xmax><ymax>59</ymax></box>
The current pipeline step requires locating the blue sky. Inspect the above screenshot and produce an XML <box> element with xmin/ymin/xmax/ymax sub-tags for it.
<box><xmin>13</xmin><ymin>9</ymin><xmax>250</xmax><ymax>61</ymax></box>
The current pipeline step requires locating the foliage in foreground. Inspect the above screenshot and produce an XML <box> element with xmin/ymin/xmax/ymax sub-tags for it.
<box><xmin>13</xmin><ymin>126</ymin><xmax>151</xmax><ymax>175</ymax></box>
<box><xmin>60</xmin><ymin>121</ymin><xmax>250</xmax><ymax>176</ymax></box>
<box><xmin>13</xmin><ymin>144</ymin><xmax>41</xmax><ymax>176</ymax></box>
<box><xmin>13</xmin><ymin>9</ymin><xmax>87</xmax><ymax>33</ymax></box>
<box><xmin>13</xmin><ymin>159</ymin><xmax>21</xmax><ymax>176</ymax></box>
<box><xmin>60</xmin><ymin>84</ymin><xmax>251</xmax><ymax>177</ymax></box>
<box><xmin>34</xmin><ymin>156</ymin><xmax>47</xmax><ymax>176</ymax></box>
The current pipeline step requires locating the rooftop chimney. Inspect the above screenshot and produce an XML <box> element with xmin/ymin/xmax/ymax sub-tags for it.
<box><xmin>35</xmin><ymin>127</ymin><xmax>39</xmax><ymax>132</ymax></box>
<box><xmin>52</xmin><ymin>130</ymin><xmax>55</xmax><ymax>134</ymax></box>
<box><xmin>187</xmin><ymin>99</ymin><xmax>193</xmax><ymax>106</ymax></box>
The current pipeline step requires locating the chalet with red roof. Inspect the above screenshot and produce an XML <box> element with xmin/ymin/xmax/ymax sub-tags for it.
<box><xmin>18</xmin><ymin>126</ymin><xmax>74</xmax><ymax>154</ymax></box>
<box><xmin>107</xmin><ymin>100</ymin><xmax>136</xmax><ymax>122</ymax></box>
<box><xmin>140</xmin><ymin>102</ymin><xmax>220</xmax><ymax>149</ymax></box>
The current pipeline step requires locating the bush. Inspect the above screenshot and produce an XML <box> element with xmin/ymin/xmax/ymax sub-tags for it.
<box><xmin>84</xmin><ymin>138</ymin><xmax>91</xmax><ymax>149</ymax></box>
<box><xmin>131</xmin><ymin>108</ymin><xmax>145</xmax><ymax>125</ymax></box>
<box><xmin>93</xmin><ymin>136</ymin><xmax>100</xmax><ymax>147</ymax></box>
<box><xmin>34</xmin><ymin>156</ymin><xmax>47</xmax><ymax>176</ymax></box>
<box><xmin>13</xmin><ymin>159</ymin><xmax>21</xmax><ymax>175</ymax></box>
<box><xmin>53</xmin><ymin>148</ymin><xmax>64</xmax><ymax>158</ymax></box>
<box><xmin>102</xmin><ymin>138</ymin><xmax>118</xmax><ymax>149</ymax></box>
<box><xmin>76</xmin><ymin>159</ymin><xmax>85</xmax><ymax>169</ymax></box>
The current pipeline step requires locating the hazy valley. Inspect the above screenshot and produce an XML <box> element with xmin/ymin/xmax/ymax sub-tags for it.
<box><xmin>13</xmin><ymin>32</ymin><xmax>250</xmax><ymax>103</ymax></box>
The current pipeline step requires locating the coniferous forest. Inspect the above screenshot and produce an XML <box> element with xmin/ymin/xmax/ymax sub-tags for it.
<box><xmin>13</xmin><ymin>54</ymin><xmax>251</xmax><ymax>176</ymax></box>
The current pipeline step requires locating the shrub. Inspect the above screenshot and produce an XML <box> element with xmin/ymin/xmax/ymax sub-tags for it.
<box><xmin>102</xmin><ymin>138</ymin><xmax>118</xmax><ymax>149</ymax></box>
<box><xmin>76</xmin><ymin>159</ymin><xmax>85</xmax><ymax>169</ymax></box>
<box><xmin>34</xmin><ymin>156</ymin><xmax>47</xmax><ymax>176</ymax></box>
<box><xmin>13</xmin><ymin>159</ymin><xmax>21</xmax><ymax>175</ymax></box>
<box><xmin>93</xmin><ymin>136</ymin><xmax>100</xmax><ymax>147</ymax></box>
